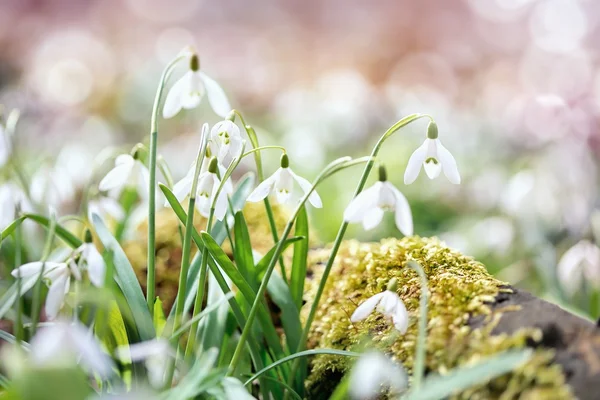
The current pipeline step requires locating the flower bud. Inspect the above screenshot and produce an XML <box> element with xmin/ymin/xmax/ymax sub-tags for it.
<box><xmin>387</xmin><ymin>277</ymin><xmax>398</xmax><ymax>292</ymax></box>
<box><xmin>427</xmin><ymin>121</ymin><xmax>438</xmax><ymax>139</ymax></box>
<box><xmin>190</xmin><ymin>54</ymin><xmax>199</xmax><ymax>72</ymax></box>
<box><xmin>280</xmin><ymin>153</ymin><xmax>289</xmax><ymax>169</ymax></box>
<box><xmin>84</xmin><ymin>229</ymin><xmax>93</xmax><ymax>243</ymax></box>
<box><xmin>378</xmin><ymin>165</ymin><xmax>387</xmax><ymax>182</ymax></box>
<box><xmin>207</xmin><ymin>156</ymin><xmax>218</xmax><ymax>174</ymax></box>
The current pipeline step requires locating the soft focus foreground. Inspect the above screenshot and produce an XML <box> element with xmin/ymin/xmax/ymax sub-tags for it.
<box><xmin>0</xmin><ymin>0</ymin><xmax>599</xmax><ymax>399</ymax></box>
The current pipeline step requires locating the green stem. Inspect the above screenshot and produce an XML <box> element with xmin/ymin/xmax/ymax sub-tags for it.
<box><xmin>147</xmin><ymin>54</ymin><xmax>187</xmax><ymax>317</ymax></box>
<box><xmin>14</xmin><ymin>225</ymin><xmax>23</xmax><ymax>343</ymax></box>
<box><xmin>285</xmin><ymin>113</ymin><xmax>431</xmax><ymax>396</ymax></box>
<box><xmin>408</xmin><ymin>260</ymin><xmax>429</xmax><ymax>388</ymax></box>
<box><xmin>227</xmin><ymin>156</ymin><xmax>365</xmax><ymax>375</ymax></box>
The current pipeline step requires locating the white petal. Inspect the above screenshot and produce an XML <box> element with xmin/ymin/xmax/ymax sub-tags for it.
<box><xmin>99</xmin><ymin>163</ymin><xmax>133</xmax><ymax>192</ymax></box>
<box><xmin>212</xmin><ymin>176</ymin><xmax>228</xmax><ymax>221</ymax></box>
<box><xmin>199</xmin><ymin>71</ymin><xmax>231</xmax><ymax>118</ymax></box>
<box><xmin>85</xmin><ymin>245</ymin><xmax>106</xmax><ymax>287</ymax></box>
<box><xmin>423</xmin><ymin>159</ymin><xmax>441</xmax><ymax>180</ymax></box>
<box><xmin>115</xmin><ymin>154</ymin><xmax>134</xmax><ymax>166</ymax></box>
<box><xmin>219</xmin><ymin>165</ymin><xmax>234</xmax><ymax>195</ymax></box>
<box><xmin>404</xmin><ymin>141</ymin><xmax>428</xmax><ymax>184</ymax></box>
<box><xmin>436</xmin><ymin>139</ymin><xmax>461</xmax><ymax>184</ymax></box>
<box><xmin>195</xmin><ymin>194</ymin><xmax>211</xmax><ymax>218</ymax></box>
<box><xmin>181</xmin><ymin>71</ymin><xmax>203</xmax><ymax>110</ymax></box>
<box><xmin>362</xmin><ymin>207</ymin><xmax>384</xmax><ymax>230</ymax></box>
<box><xmin>275</xmin><ymin>188</ymin><xmax>291</xmax><ymax>205</ymax></box>
<box><xmin>121</xmin><ymin>339</ymin><xmax>173</xmax><ymax>362</ymax></box>
<box><xmin>69</xmin><ymin>322</ymin><xmax>113</xmax><ymax>377</ymax></box>
<box><xmin>29</xmin><ymin>324</ymin><xmax>68</xmax><ymax>365</ymax></box>
<box><xmin>289</xmin><ymin>169</ymin><xmax>322</xmax><ymax>208</ymax></box>
<box><xmin>12</xmin><ymin>262</ymin><xmax>62</xmax><ymax>279</ymax></box>
<box><xmin>162</xmin><ymin>72</ymin><xmax>189</xmax><ymax>119</ymax></box>
<box><xmin>386</xmin><ymin>182</ymin><xmax>414</xmax><ymax>236</ymax></box>
<box><xmin>351</xmin><ymin>292</ymin><xmax>385</xmax><ymax>323</ymax></box>
<box><xmin>391</xmin><ymin>300</ymin><xmax>409</xmax><ymax>334</ymax></box>
<box><xmin>99</xmin><ymin>197</ymin><xmax>125</xmax><ymax>220</ymax></box>
<box><xmin>45</xmin><ymin>273</ymin><xmax>69</xmax><ymax>320</ymax></box>
<box><xmin>170</xmin><ymin>174</ymin><xmax>194</xmax><ymax>205</ymax></box>
<box><xmin>343</xmin><ymin>183</ymin><xmax>381</xmax><ymax>223</ymax></box>
<box><xmin>136</xmin><ymin>162</ymin><xmax>150</xmax><ymax>199</ymax></box>
<box><xmin>223</xmin><ymin>377</ymin><xmax>256</xmax><ymax>399</ymax></box>
<box><xmin>247</xmin><ymin>173</ymin><xmax>277</xmax><ymax>203</ymax></box>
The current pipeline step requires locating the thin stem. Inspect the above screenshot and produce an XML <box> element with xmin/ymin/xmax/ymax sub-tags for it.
<box><xmin>147</xmin><ymin>54</ymin><xmax>187</xmax><ymax>316</ymax></box>
<box><xmin>164</xmin><ymin>129</ymin><xmax>208</xmax><ymax>388</ymax></box>
<box><xmin>284</xmin><ymin>113</ymin><xmax>432</xmax><ymax>396</ymax></box>
<box><xmin>241</xmin><ymin>146</ymin><xmax>286</xmax><ymax>158</ymax></box>
<box><xmin>14</xmin><ymin>225</ymin><xmax>23</xmax><ymax>343</ymax></box>
<box><xmin>227</xmin><ymin>156</ymin><xmax>367</xmax><ymax>375</ymax></box>
<box><xmin>407</xmin><ymin>261</ymin><xmax>429</xmax><ymax>388</ymax></box>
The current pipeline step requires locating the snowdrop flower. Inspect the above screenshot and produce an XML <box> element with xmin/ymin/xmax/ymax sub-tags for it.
<box><xmin>349</xmin><ymin>351</ymin><xmax>407</xmax><ymax>399</ymax></box>
<box><xmin>210</xmin><ymin>120</ymin><xmax>243</xmax><ymax>163</ymax></box>
<box><xmin>29</xmin><ymin>320</ymin><xmax>113</xmax><ymax>377</ymax></box>
<box><xmin>557</xmin><ymin>240</ymin><xmax>600</xmax><ymax>295</ymax></box>
<box><xmin>221</xmin><ymin>377</ymin><xmax>256</xmax><ymax>399</ymax></box>
<box><xmin>404</xmin><ymin>121</ymin><xmax>460</xmax><ymax>185</ymax></box>
<box><xmin>99</xmin><ymin>153</ymin><xmax>149</xmax><ymax>198</ymax></box>
<box><xmin>247</xmin><ymin>153</ymin><xmax>322</xmax><ymax>208</ymax></box>
<box><xmin>30</xmin><ymin>165</ymin><xmax>76</xmax><ymax>212</ymax></box>
<box><xmin>163</xmin><ymin>53</ymin><xmax>231</xmax><ymax>119</ymax></box>
<box><xmin>117</xmin><ymin>339</ymin><xmax>174</xmax><ymax>388</ymax></box>
<box><xmin>0</xmin><ymin>182</ymin><xmax>30</xmax><ymax>230</ymax></box>
<box><xmin>343</xmin><ymin>165</ymin><xmax>412</xmax><ymax>235</ymax></box>
<box><xmin>75</xmin><ymin>231</ymin><xmax>106</xmax><ymax>287</ymax></box>
<box><xmin>88</xmin><ymin>196</ymin><xmax>125</xmax><ymax>223</ymax></box>
<box><xmin>179</xmin><ymin>157</ymin><xmax>229</xmax><ymax>220</ymax></box>
<box><xmin>351</xmin><ymin>278</ymin><xmax>409</xmax><ymax>334</ymax></box>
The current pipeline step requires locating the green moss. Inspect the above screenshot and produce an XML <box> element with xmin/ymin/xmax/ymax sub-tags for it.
<box><xmin>302</xmin><ymin>237</ymin><xmax>573</xmax><ymax>399</ymax></box>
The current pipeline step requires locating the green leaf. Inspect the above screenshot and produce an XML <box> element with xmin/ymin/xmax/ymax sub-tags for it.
<box><xmin>92</xmin><ymin>214</ymin><xmax>155</xmax><ymax>342</ymax></box>
<box><xmin>0</xmin><ymin>216</ymin><xmax>26</xmax><ymax>243</ymax></box>
<box><xmin>255</xmin><ymin>236</ymin><xmax>304</xmax><ymax>276</ymax></box>
<box><xmin>290</xmin><ymin>205</ymin><xmax>308</xmax><ymax>310</ymax></box>
<box><xmin>96</xmin><ymin>301</ymin><xmax>129</xmax><ymax>357</ymax></box>
<box><xmin>0</xmin><ymin>276</ymin><xmax>39</xmax><ymax>320</ymax></box>
<box><xmin>153</xmin><ymin>297</ymin><xmax>166</xmax><ymax>337</ymax></box>
<box><xmin>405</xmin><ymin>349</ymin><xmax>533</xmax><ymax>400</ymax></box>
<box><xmin>1</xmin><ymin>214</ymin><xmax>82</xmax><ymax>249</ymax></box>
<box><xmin>233</xmin><ymin>211</ymin><xmax>255</xmax><ymax>287</ymax></box>
<box><xmin>244</xmin><ymin>349</ymin><xmax>361</xmax><ymax>385</ymax></box>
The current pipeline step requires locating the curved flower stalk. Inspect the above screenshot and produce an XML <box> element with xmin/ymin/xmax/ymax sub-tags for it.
<box><xmin>348</xmin><ymin>351</ymin><xmax>407</xmax><ymax>400</ymax></box>
<box><xmin>11</xmin><ymin>233</ymin><xmax>105</xmax><ymax>320</ymax></box>
<box><xmin>29</xmin><ymin>320</ymin><xmax>113</xmax><ymax>378</ymax></box>
<box><xmin>351</xmin><ymin>278</ymin><xmax>409</xmax><ymax>334</ymax></box>
<box><xmin>343</xmin><ymin>165</ymin><xmax>412</xmax><ymax>235</ymax></box>
<box><xmin>163</xmin><ymin>53</ymin><xmax>231</xmax><ymax>119</ymax></box>
<box><xmin>404</xmin><ymin>121</ymin><xmax>460</xmax><ymax>184</ymax></box>
<box><xmin>99</xmin><ymin>153</ymin><xmax>150</xmax><ymax>197</ymax></box>
<box><xmin>247</xmin><ymin>153</ymin><xmax>323</xmax><ymax>208</ymax></box>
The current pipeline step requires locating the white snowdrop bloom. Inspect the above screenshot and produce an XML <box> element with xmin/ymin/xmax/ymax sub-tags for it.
<box><xmin>117</xmin><ymin>339</ymin><xmax>174</xmax><ymax>388</ymax></box>
<box><xmin>87</xmin><ymin>196</ymin><xmax>125</xmax><ymax>223</ymax></box>
<box><xmin>222</xmin><ymin>377</ymin><xmax>256</xmax><ymax>400</ymax></box>
<box><xmin>0</xmin><ymin>121</ymin><xmax>10</xmax><ymax>168</ymax></box>
<box><xmin>210</xmin><ymin>120</ymin><xmax>243</xmax><ymax>163</ymax></box>
<box><xmin>30</xmin><ymin>165</ymin><xmax>76</xmax><ymax>212</ymax></box>
<box><xmin>349</xmin><ymin>351</ymin><xmax>407</xmax><ymax>399</ymax></box>
<box><xmin>163</xmin><ymin>54</ymin><xmax>231</xmax><ymax>119</ymax></box>
<box><xmin>344</xmin><ymin>165</ymin><xmax>413</xmax><ymax>235</ymax></box>
<box><xmin>0</xmin><ymin>182</ymin><xmax>31</xmax><ymax>230</ymax></box>
<box><xmin>351</xmin><ymin>279</ymin><xmax>409</xmax><ymax>334</ymax></box>
<box><xmin>404</xmin><ymin>121</ymin><xmax>460</xmax><ymax>185</ymax></box>
<box><xmin>75</xmin><ymin>237</ymin><xmax>106</xmax><ymax>287</ymax></box>
<box><xmin>247</xmin><ymin>153</ymin><xmax>322</xmax><ymax>208</ymax></box>
<box><xmin>99</xmin><ymin>154</ymin><xmax>149</xmax><ymax>198</ymax></box>
<box><xmin>29</xmin><ymin>320</ymin><xmax>113</xmax><ymax>377</ymax></box>
<box><xmin>557</xmin><ymin>240</ymin><xmax>600</xmax><ymax>295</ymax></box>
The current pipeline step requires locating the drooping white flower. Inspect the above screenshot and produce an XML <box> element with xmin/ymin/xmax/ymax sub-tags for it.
<box><xmin>87</xmin><ymin>196</ymin><xmax>125</xmax><ymax>223</ymax></box>
<box><xmin>351</xmin><ymin>279</ymin><xmax>409</xmax><ymax>334</ymax></box>
<box><xmin>194</xmin><ymin>163</ymin><xmax>229</xmax><ymax>221</ymax></box>
<box><xmin>344</xmin><ymin>166</ymin><xmax>412</xmax><ymax>235</ymax></box>
<box><xmin>404</xmin><ymin>121</ymin><xmax>460</xmax><ymax>185</ymax></box>
<box><xmin>163</xmin><ymin>54</ymin><xmax>231</xmax><ymax>119</ymax></box>
<box><xmin>210</xmin><ymin>120</ymin><xmax>243</xmax><ymax>164</ymax></box>
<box><xmin>29</xmin><ymin>320</ymin><xmax>113</xmax><ymax>377</ymax></box>
<box><xmin>0</xmin><ymin>182</ymin><xmax>31</xmax><ymax>230</ymax></box>
<box><xmin>349</xmin><ymin>351</ymin><xmax>407</xmax><ymax>400</ymax></box>
<box><xmin>99</xmin><ymin>154</ymin><xmax>149</xmax><ymax>197</ymax></box>
<box><xmin>557</xmin><ymin>240</ymin><xmax>600</xmax><ymax>295</ymax></box>
<box><xmin>75</xmin><ymin>238</ymin><xmax>106</xmax><ymax>287</ymax></box>
<box><xmin>247</xmin><ymin>153</ymin><xmax>322</xmax><ymax>208</ymax></box>
<box><xmin>117</xmin><ymin>339</ymin><xmax>174</xmax><ymax>388</ymax></box>
<box><xmin>30</xmin><ymin>165</ymin><xmax>76</xmax><ymax>212</ymax></box>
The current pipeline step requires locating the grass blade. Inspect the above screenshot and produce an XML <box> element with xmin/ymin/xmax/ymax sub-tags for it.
<box><xmin>290</xmin><ymin>206</ymin><xmax>308</xmax><ymax>310</ymax></box>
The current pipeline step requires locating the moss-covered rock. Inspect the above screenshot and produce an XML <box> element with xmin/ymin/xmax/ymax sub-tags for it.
<box><xmin>302</xmin><ymin>237</ymin><xmax>572</xmax><ymax>399</ymax></box>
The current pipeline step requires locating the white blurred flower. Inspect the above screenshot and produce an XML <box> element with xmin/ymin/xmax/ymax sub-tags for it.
<box><xmin>99</xmin><ymin>154</ymin><xmax>149</xmax><ymax>198</ymax></box>
<box><xmin>343</xmin><ymin>166</ymin><xmax>412</xmax><ymax>235</ymax></box>
<box><xmin>163</xmin><ymin>54</ymin><xmax>231</xmax><ymax>119</ymax></box>
<box><xmin>247</xmin><ymin>154</ymin><xmax>322</xmax><ymax>208</ymax></box>
<box><xmin>75</xmin><ymin>241</ymin><xmax>105</xmax><ymax>287</ymax></box>
<box><xmin>0</xmin><ymin>122</ymin><xmax>10</xmax><ymax>168</ymax></box>
<box><xmin>557</xmin><ymin>240</ymin><xmax>600</xmax><ymax>295</ymax></box>
<box><xmin>29</xmin><ymin>320</ymin><xmax>113</xmax><ymax>377</ymax></box>
<box><xmin>404</xmin><ymin>122</ymin><xmax>460</xmax><ymax>185</ymax></box>
<box><xmin>349</xmin><ymin>351</ymin><xmax>407</xmax><ymax>399</ymax></box>
<box><xmin>117</xmin><ymin>339</ymin><xmax>174</xmax><ymax>388</ymax></box>
<box><xmin>30</xmin><ymin>165</ymin><xmax>76</xmax><ymax>211</ymax></box>
<box><xmin>351</xmin><ymin>279</ymin><xmax>409</xmax><ymax>334</ymax></box>
<box><xmin>0</xmin><ymin>182</ymin><xmax>31</xmax><ymax>230</ymax></box>
<box><xmin>221</xmin><ymin>377</ymin><xmax>256</xmax><ymax>399</ymax></box>
<box><xmin>210</xmin><ymin>120</ymin><xmax>242</xmax><ymax>163</ymax></box>
<box><xmin>88</xmin><ymin>196</ymin><xmax>125</xmax><ymax>222</ymax></box>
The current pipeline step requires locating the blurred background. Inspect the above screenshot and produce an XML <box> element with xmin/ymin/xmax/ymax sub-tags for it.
<box><xmin>1</xmin><ymin>0</ymin><xmax>600</xmax><ymax>317</ymax></box>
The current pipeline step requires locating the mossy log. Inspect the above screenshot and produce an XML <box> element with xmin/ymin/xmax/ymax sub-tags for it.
<box><xmin>303</xmin><ymin>237</ymin><xmax>600</xmax><ymax>399</ymax></box>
